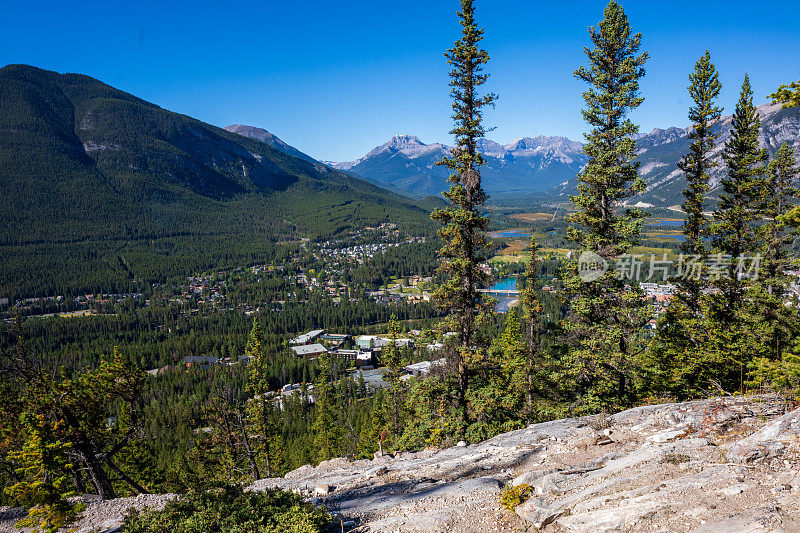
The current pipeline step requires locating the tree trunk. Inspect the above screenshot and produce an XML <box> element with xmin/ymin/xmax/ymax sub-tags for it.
<box><xmin>106</xmin><ymin>458</ymin><xmax>149</xmax><ymax>494</ymax></box>
<box><xmin>76</xmin><ymin>442</ymin><xmax>116</xmax><ymax>499</ymax></box>
<box><xmin>238</xmin><ymin>409</ymin><xmax>260</xmax><ymax>480</ymax></box>
<box><xmin>70</xmin><ymin>465</ymin><xmax>87</xmax><ymax>494</ymax></box>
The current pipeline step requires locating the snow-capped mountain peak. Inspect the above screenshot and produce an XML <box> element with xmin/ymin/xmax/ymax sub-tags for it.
<box><xmin>327</xmin><ymin>133</ymin><xmax>589</xmax><ymax>197</ymax></box>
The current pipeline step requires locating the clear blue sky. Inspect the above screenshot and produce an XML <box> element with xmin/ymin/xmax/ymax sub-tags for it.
<box><xmin>3</xmin><ymin>1</ymin><xmax>799</xmax><ymax>161</ymax></box>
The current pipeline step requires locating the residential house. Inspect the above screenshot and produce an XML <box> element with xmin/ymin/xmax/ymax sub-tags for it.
<box><xmin>183</xmin><ymin>355</ymin><xmax>220</xmax><ymax>368</ymax></box>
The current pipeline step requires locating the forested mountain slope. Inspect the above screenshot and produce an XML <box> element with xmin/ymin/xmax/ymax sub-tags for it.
<box><xmin>0</xmin><ymin>65</ymin><xmax>433</xmax><ymax>298</ymax></box>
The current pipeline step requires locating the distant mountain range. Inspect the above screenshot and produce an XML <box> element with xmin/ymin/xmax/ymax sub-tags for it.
<box><xmin>6</xmin><ymin>61</ymin><xmax>797</xmax><ymax>296</ymax></box>
<box><xmin>320</xmin><ymin>134</ymin><xmax>588</xmax><ymax>198</ymax></box>
<box><xmin>628</xmin><ymin>102</ymin><xmax>800</xmax><ymax>208</ymax></box>
<box><xmin>550</xmin><ymin>103</ymin><xmax>800</xmax><ymax>208</ymax></box>
<box><xmin>291</xmin><ymin>103</ymin><xmax>800</xmax><ymax>206</ymax></box>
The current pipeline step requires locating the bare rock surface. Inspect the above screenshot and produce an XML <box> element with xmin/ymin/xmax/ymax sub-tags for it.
<box><xmin>0</xmin><ymin>493</ymin><xmax>174</xmax><ymax>533</ymax></box>
<box><xmin>3</xmin><ymin>395</ymin><xmax>800</xmax><ymax>532</ymax></box>
<box><xmin>249</xmin><ymin>395</ymin><xmax>800</xmax><ymax>532</ymax></box>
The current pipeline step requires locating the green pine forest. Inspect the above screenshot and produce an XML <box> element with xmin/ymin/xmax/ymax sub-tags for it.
<box><xmin>2</xmin><ymin>0</ymin><xmax>800</xmax><ymax>531</ymax></box>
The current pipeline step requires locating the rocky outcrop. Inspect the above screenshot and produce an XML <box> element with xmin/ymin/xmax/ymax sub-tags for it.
<box><xmin>0</xmin><ymin>493</ymin><xmax>175</xmax><ymax>533</ymax></box>
<box><xmin>224</xmin><ymin>124</ymin><xmax>319</xmax><ymax>163</ymax></box>
<box><xmin>4</xmin><ymin>396</ymin><xmax>800</xmax><ymax>532</ymax></box>
<box><xmin>251</xmin><ymin>395</ymin><xmax>800</xmax><ymax>532</ymax></box>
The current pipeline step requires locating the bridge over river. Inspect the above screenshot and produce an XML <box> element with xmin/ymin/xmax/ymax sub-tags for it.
<box><xmin>478</xmin><ymin>288</ymin><xmax>520</xmax><ymax>296</ymax></box>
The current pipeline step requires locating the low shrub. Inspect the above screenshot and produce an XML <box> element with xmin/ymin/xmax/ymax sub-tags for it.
<box><xmin>661</xmin><ymin>453</ymin><xmax>690</xmax><ymax>465</ymax></box>
<box><xmin>120</xmin><ymin>484</ymin><xmax>330</xmax><ymax>533</ymax></box>
<box><xmin>499</xmin><ymin>483</ymin><xmax>533</xmax><ymax>511</ymax></box>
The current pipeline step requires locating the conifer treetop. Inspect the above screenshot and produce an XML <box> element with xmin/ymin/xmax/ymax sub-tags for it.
<box><xmin>440</xmin><ymin>0</ymin><xmax>497</xmax><ymax>187</ymax></box>
<box><xmin>569</xmin><ymin>0</ymin><xmax>649</xmax><ymax>258</ymax></box>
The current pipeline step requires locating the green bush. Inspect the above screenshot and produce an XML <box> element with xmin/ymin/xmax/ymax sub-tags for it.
<box><xmin>121</xmin><ymin>485</ymin><xmax>330</xmax><ymax>533</ymax></box>
<box><xmin>499</xmin><ymin>483</ymin><xmax>533</xmax><ymax>511</ymax></box>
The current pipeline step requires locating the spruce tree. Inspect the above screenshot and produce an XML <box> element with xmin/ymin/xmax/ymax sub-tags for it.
<box><xmin>519</xmin><ymin>237</ymin><xmax>543</xmax><ymax>416</ymax></box>
<box><xmin>646</xmin><ymin>53</ymin><xmax>722</xmax><ymax>400</ymax></box>
<box><xmin>6</xmin><ymin>414</ymin><xmax>83</xmax><ymax>533</ymax></box>
<box><xmin>432</xmin><ymin>0</ymin><xmax>497</xmax><ymax>438</ymax></box>
<box><xmin>569</xmin><ymin>1</ymin><xmax>648</xmax><ymax>259</ymax></box>
<box><xmin>748</xmin><ymin>143</ymin><xmax>800</xmax><ymax>360</ymax></box>
<box><xmin>484</xmin><ymin>309</ymin><xmax>527</xmax><ymax>430</ymax></box>
<box><xmin>2</xmin><ymin>345</ymin><xmax>146</xmax><ymax>500</ymax></box>
<box><xmin>382</xmin><ymin>314</ymin><xmax>404</xmax><ymax>445</ymax></box>
<box><xmin>760</xmin><ymin>143</ymin><xmax>799</xmax><ymax>296</ymax></box>
<box><xmin>563</xmin><ymin>0</ymin><xmax>650</xmax><ymax>412</ymax></box>
<box><xmin>676</xmin><ymin>51</ymin><xmax>722</xmax><ymax>314</ymax></box>
<box><xmin>245</xmin><ymin>318</ymin><xmax>273</xmax><ymax>477</ymax></box>
<box><xmin>311</xmin><ymin>352</ymin><xmax>338</xmax><ymax>461</ymax></box>
<box><xmin>711</xmin><ymin>74</ymin><xmax>767</xmax><ymax>317</ymax></box>
<box><xmin>246</xmin><ymin>318</ymin><xmax>269</xmax><ymax>392</ymax></box>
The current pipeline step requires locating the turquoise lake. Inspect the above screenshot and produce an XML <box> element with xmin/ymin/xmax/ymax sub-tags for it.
<box><xmin>490</xmin><ymin>276</ymin><xmax>518</xmax><ymax>312</ymax></box>
<box><xmin>489</xmin><ymin>230</ymin><xmax>533</xmax><ymax>238</ymax></box>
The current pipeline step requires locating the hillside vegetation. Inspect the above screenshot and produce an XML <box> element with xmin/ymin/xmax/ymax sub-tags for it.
<box><xmin>0</xmin><ymin>65</ymin><xmax>433</xmax><ymax>298</ymax></box>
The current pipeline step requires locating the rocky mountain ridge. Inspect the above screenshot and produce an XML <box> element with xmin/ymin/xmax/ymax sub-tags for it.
<box><xmin>323</xmin><ymin>133</ymin><xmax>589</xmax><ymax>197</ymax></box>
<box><xmin>7</xmin><ymin>395</ymin><xmax>800</xmax><ymax>532</ymax></box>
<box><xmin>224</xmin><ymin>124</ymin><xmax>318</xmax><ymax>163</ymax></box>
<box><xmin>553</xmin><ymin>102</ymin><xmax>800</xmax><ymax>207</ymax></box>
<box><xmin>302</xmin><ymin>102</ymin><xmax>800</xmax><ymax>203</ymax></box>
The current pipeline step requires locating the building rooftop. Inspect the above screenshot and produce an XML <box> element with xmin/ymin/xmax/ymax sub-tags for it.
<box><xmin>290</xmin><ymin>329</ymin><xmax>325</xmax><ymax>345</ymax></box>
<box><xmin>355</xmin><ymin>368</ymin><xmax>388</xmax><ymax>389</ymax></box>
<box><xmin>404</xmin><ymin>358</ymin><xmax>446</xmax><ymax>375</ymax></box>
<box><xmin>291</xmin><ymin>343</ymin><xmax>328</xmax><ymax>356</ymax></box>
<box><xmin>184</xmin><ymin>355</ymin><xmax>220</xmax><ymax>364</ymax></box>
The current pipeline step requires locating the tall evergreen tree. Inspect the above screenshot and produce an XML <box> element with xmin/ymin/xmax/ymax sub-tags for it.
<box><xmin>646</xmin><ymin>53</ymin><xmax>722</xmax><ymax>400</ymax></box>
<box><xmin>246</xmin><ymin>318</ymin><xmax>268</xmax><ymax>392</ymax></box>
<box><xmin>677</xmin><ymin>51</ymin><xmax>722</xmax><ymax>314</ymax></box>
<box><xmin>519</xmin><ymin>237</ymin><xmax>543</xmax><ymax>417</ymax></box>
<box><xmin>563</xmin><ymin>0</ymin><xmax>650</xmax><ymax>412</ymax></box>
<box><xmin>382</xmin><ymin>314</ymin><xmax>404</xmax><ymax>446</ymax></box>
<box><xmin>245</xmin><ymin>318</ymin><xmax>274</xmax><ymax>477</ymax></box>
<box><xmin>568</xmin><ymin>0</ymin><xmax>649</xmax><ymax>259</ymax></box>
<box><xmin>311</xmin><ymin>352</ymin><xmax>338</xmax><ymax>461</ymax></box>
<box><xmin>432</xmin><ymin>0</ymin><xmax>497</xmax><ymax>438</ymax></box>
<box><xmin>711</xmin><ymin>74</ymin><xmax>767</xmax><ymax>317</ymax></box>
<box><xmin>760</xmin><ymin>143</ymin><xmax>799</xmax><ymax>297</ymax></box>
<box><xmin>748</xmin><ymin>143</ymin><xmax>800</xmax><ymax>360</ymax></box>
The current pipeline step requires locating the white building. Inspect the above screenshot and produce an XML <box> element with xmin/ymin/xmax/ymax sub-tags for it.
<box><xmin>290</xmin><ymin>343</ymin><xmax>328</xmax><ymax>358</ymax></box>
<box><xmin>290</xmin><ymin>329</ymin><xmax>324</xmax><ymax>345</ymax></box>
<box><xmin>404</xmin><ymin>358</ymin><xmax>446</xmax><ymax>377</ymax></box>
